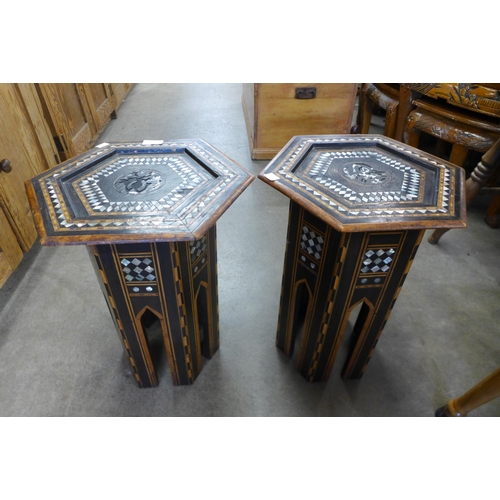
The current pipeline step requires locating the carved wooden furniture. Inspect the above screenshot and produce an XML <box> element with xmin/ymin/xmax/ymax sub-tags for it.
<box><xmin>404</xmin><ymin>99</ymin><xmax>500</xmax><ymax>168</ymax></box>
<box><xmin>429</xmin><ymin>138</ymin><xmax>500</xmax><ymax>244</ymax></box>
<box><xmin>397</xmin><ymin>84</ymin><xmax>500</xmax><ymax>140</ymax></box>
<box><xmin>435</xmin><ymin>366</ymin><xmax>500</xmax><ymax>417</ymax></box>
<box><xmin>259</xmin><ymin>135</ymin><xmax>466</xmax><ymax>383</ymax></box>
<box><xmin>351</xmin><ymin>84</ymin><xmax>401</xmax><ymax>139</ymax></box>
<box><xmin>26</xmin><ymin>140</ymin><xmax>254</xmax><ymax>388</ymax></box>
<box><xmin>400</xmin><ymin>83</ymin><xmax>500</xmax><ymax>121</ymax></box>
<box><xmin>242</xmin><ymin>84</ymin><xmax>357</xmax><ymax>159</ymax></box>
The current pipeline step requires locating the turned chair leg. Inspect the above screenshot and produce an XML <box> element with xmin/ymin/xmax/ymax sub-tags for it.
<box><xmin>435</xmin><ymin>366</ymin><xmax>500</xmax><ymax>416</ymax></box>
<box><xmin>428</xmin><ymin>138</ymin><xmax>500</xmax><ymax>244</ymax></box>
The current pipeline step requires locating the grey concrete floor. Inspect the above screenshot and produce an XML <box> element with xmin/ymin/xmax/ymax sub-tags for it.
<box><xmin>1</xmin><ymin>83</ymin><xmax>500</xmax><ymax>417</ymax></box>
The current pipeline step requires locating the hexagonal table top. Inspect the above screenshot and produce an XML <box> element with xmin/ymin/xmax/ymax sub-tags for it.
<box><xmin>27</xmin><ymin>139</ymin><xmax>254</xmax><ymax>245</ymax></box>
<box><xmin>259</xmin><ymin>134</ymin><xmax>467</xmax><ymax>232</ymax></box>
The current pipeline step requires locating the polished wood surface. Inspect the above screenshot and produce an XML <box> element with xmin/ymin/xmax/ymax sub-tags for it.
<box><xmin>397</xmin><ymin>83</ymin><xmax>500</xmax><ymax>147</ymax></box>
<box><xmin>404</xmin><ymin>99</ymin><xmax>500</xmax><ymax>158</ymax></box>
<box><xmin>242</xmin><ymin>83</ymin><xmax>357</xmax><ymax>159</ymax></box>
<box><xmin>259</xmin><ymin>134</ymin><xmax>466</xmax><ymax>383</ymax></box>
<box><xmin>88</xmin><ymin>228</ymin><xmax>220</xmax><ymax>388</ymax></box>
<box><xmin>27</xmin><ymin>140</ymin><xmax>254</xmax><ymax>246</ymax></box>
<box><xmin>436</xmin><ymin>366</ymin><xmax>500</xmax><ymax>417</ymax></box>
<box><xmin>27</xmin><ymin>138</ymin><xmax>252</xmax><ymax>388</ymax></box>
<box><xmin>275</xmin><ymin>199</ymin><xmax>424</xmax><ymax>382</ymax></box>
<box><xmin>259</xmin><ymin>134</ymin><xmax>466</xmax><ymax>233</ymax></box>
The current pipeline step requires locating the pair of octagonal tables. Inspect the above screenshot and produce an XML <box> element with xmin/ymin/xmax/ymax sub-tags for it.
<box><xmin>26</xmin><ymin>135</ymin><xmax>466</xmax><ymax>388</ymax></box>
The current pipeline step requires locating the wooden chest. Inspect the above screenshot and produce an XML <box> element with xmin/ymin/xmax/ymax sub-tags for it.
<box><xmin>242</xmin><ymin>83</ymin><xmax>358</xmax><ymax>160</ymax></box>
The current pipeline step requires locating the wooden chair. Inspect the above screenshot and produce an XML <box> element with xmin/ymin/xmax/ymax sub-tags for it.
<box><xmin>404</xmin><ymin>98</ymin><xmax>500</xmax><ymax>168</ymax></box>
<box><xmin>435</xmin><ymin>366</ymin><xmax>500</xmax><ymax>416</ymax></box>
<box><xmin>428</xmin><ymin>137</ymin><xmax>500</xmax><ymax>244</ymax></box>
<box><xmin>351</xmin><ymin>83</ymin><xmax>401</xmax><ymax>139</ymax></box>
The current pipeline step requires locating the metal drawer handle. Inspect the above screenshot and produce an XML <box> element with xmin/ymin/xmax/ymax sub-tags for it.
<box><xmin>295</xmin><ymin>87</ymin><xmax>317</xmax><ymax>99</ymax></box>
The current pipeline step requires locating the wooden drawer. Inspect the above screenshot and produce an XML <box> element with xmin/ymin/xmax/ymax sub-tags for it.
<box><xmin>242</xmin><ymin>83</ymin><xmax>357</xmax><ymax>160</ymax></box>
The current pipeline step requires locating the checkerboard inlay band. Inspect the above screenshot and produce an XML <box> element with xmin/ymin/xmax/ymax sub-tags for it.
<box><xmin>189</xmin><ymin>236</ymin><xmax>207</xmax><ymax>262</ymax></box>
<box><xmin>300</xmin><ymin>226</ymin><xmax>324</xmax><ymax>261</ymax></box>
<box><xmin>121</xmin><ymin>257</ymin><xmax>156</xmax><ymax>281</ymax></box>
<box><xmin>360</xmin><ymin>249</ymin><xmax>395</xmax><ymax>274</ymax></box>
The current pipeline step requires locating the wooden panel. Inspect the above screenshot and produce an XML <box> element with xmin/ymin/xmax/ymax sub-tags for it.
<box><xmin>59</xmin><ymin>83</ymin><xmax>88</xmax><ymax>133</ymax></box>
<box><xmin>258</xmin><ymin>83</ymin><xmax>355</xmax><ymax>100</ymax></box>
<box><xmin>0</xmin><ymin>84</ymin><xmax>54</xmax><ymax>252</ymax></box>
<box><xmin>0</xmin><ymin>203</ymin><xmax>23</xmax><ymax>287</ymax></box>
<box><xmin>0</xmin><ymin>205</ymin><xmax>23</xmax><ymax>269</ymax></box>
<box><xmin>0</xmin><ymin>252</ymin><xmax>13</xmax><ymax>289</ymax></box>
<box><xmin>80</xmin><ymin>84</ymin><xmax>117</xmax><ymax>133</ymax></box>
<box><xmin>16</xmin><ymin>84</ymin><xmax>61</xmax><ymax>167</ymax></box>
<box><xmin>110</xmin><ymin>83</ymin><xmax>133</xmax><ymax>112</ymax></box>
<box><xmin>242</xmin><ymin>83</ymin><xmax>255</xmax><ymax>151</ymax></box>
<box><xmin>36</xmin><ymin>83</ymin><xmax>94</xmax><ymax>159</ymax></box>
<box><xmin>243</xmin><ymin>83</ymin><xmax>358</xmax><ymax>159</ymax></box>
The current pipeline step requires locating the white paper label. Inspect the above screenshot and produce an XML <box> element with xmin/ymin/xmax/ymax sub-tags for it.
<box><xmin>142</xmin><ymin>140</ymin><xmax>164</xmax><ymax>145</ymax></box>
<box><xmin>263</xmin><ymin>173</ymin><xmax>280</xmax><ymax>181</ymax></box>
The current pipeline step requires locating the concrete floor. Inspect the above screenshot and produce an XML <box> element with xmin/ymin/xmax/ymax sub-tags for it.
<box><xmin>1</xmin><ymin>83</ymin><xmax>499</xmax><ymax>417</ymax></box>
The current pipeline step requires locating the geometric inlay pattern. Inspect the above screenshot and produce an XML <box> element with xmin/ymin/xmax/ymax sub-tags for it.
<box><xmin>258</xmin><ymin>134</ymin><xmax>467</xmax><ymax>232</ymax></box>
<box><xmin>360</xmin><ymin>248</ymin><xmax>395</xmax><ymax>274</ymax></box>
<box><xmin>300</xmin><ymin>226</ymin><xmax>324</xmax><ymax>260</ymax></box>
<box><xmin>120</xmin><ymin>257</ymin><xmax>156</xmax><ymax>282</ymax></box>
<box><xmin>78</xmin><ymin>155</ymin><xmax>204</xmax><ymax>214</ymax></box>
<box><xmin>27</xmin><ymin>139</ymin><xmax>254</xmax><ymax>245</ymax></box>
<box><xmin>190</xmin><ymin>235</ymin><xmax>207</xmax><ymax>262</ymax></box>
<box><xmin>308</xmin><ymin>150</ymin><xmax>421</xmax><ymax>203</ymax></box>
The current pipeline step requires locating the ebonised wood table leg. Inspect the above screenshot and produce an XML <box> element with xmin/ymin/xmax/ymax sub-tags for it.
<box><xmin>87</xmin><ymin>225</ymin><xmax>219</xmax><ymax>388</ymax></box>
<box><xmin>276</xmin><ymin>201</ymin><xmax>424</xmax><ymax>383</ymax></box>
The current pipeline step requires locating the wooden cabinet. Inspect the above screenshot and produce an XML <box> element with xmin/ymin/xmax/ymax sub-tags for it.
<box><xmin>110</xmin><ymin>83</ymin><xmax>133</xmax><ymax>110</ymax></box>
<box><xmin>0</xmin><ymin>207</ymin><xmax>23</xmax><ymax>289</ymax></box>
<box><xmin>36</xmin><ymin>84</ymin><xmax>133</xmax><ymax>160</ymax></box>
<box><xmin>79</xmin><ymin>84</ymin><xmax>117</xmax><ymax>134</ymax></box>
<box><xmin>0</xmin><ymin>84</ymin><xmax>58</xmax><ymax>253</ymax></box>
<box><xmin>0</xmin><ymin>83</ymin><xmax>133</xmax><ymax>288</ymax></box>
<box><xmin>242</xmin><ymin>83</ymin><xmax>358</xmax><ymax>159</ymax></box>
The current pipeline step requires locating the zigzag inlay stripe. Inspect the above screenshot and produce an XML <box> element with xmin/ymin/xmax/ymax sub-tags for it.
<box><xmin>172</xmin><ymin>246</ymin><xmax>194</xmax><ymax>382</ymax></box>
<box><xmin>91</xmin><ymin>249</ymin><xmax>142</xmax><ymax>385</ymax></box>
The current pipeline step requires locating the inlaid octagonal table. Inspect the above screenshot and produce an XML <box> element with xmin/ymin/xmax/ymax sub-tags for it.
<box><xmin>259</xmin><ymin>134</ymin><xmax>466</xmax><ymax>383</ymax></box>
<box><xmin>26</xmin><ymin>139</ymin><xmax>254</xmax><ymax>388</ymax></box>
